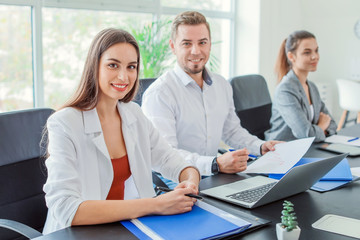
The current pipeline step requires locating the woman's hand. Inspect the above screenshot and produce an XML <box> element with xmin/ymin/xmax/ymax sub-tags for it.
<box><xmin>318</xmin><ymin>112</ymin><xmax>331</xmax><ymax>132</ymax></box>
<box><xmin>153</xmin><ymin>188</ymin><xmax>197</xmax><ymax>215</ymax></box>
<box><xmin>178</xmin><ymin>166</ymin><xmax>200</xmax><ymax>193</ymax></box>
<box><xmin>176</xmin><ymin>180</ymin><xmax>198</xmax><ymax>194</ymax></box>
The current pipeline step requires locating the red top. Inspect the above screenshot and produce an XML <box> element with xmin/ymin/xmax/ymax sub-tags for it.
<box><xmin>106</xmin><ymin>155</ymin><xmax>131</xmax><ymax>200</ymax></box>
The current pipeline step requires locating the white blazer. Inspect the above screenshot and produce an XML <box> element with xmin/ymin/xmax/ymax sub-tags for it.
<box><xmin>43</xmin><ymin>101</ymin><xmax>192</xmax><ymax>234</ymax></box>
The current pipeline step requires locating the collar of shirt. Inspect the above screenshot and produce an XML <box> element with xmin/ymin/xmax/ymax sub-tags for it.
<box><xmin>174</xmin><ymin>63</ymin><xmax>213</xmax><ymax>87</ymax></box>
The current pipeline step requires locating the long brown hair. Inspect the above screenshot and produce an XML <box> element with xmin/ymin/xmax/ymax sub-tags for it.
<box><xmin>62</xmin><ymin>28</ymin><xmax>140</xmax><ymax>110</ymax></box>
<box><xmin>274</xmin><ymin>30</ymin><xmax>315</xmax><ymax>83</ymax></box>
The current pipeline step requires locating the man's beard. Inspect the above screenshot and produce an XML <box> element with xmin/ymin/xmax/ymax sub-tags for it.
<box><xmin>184</xmin><ymin>64</ymin><xmax>205</xmax><ymax>75</ymax></box>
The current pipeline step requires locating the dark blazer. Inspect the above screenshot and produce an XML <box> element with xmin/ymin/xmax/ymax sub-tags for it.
<box><xmin>265</xmin><ymin>70</ymin><xmax>337</xmax><ymax>142</ymax></box>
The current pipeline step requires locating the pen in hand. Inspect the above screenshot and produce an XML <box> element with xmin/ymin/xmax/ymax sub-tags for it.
<box><xmin>228</xmin><ymin>148</ymin><xmax>258</xmax><ymax>160</ymax></box>
<box><xmin>155</xmin><ymin>186</ymin><xmax>203</xmax><ymax>200</ymax></box>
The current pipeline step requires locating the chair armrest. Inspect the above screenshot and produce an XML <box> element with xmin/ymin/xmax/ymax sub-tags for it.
<box><xmin>0</xmin><ymin>219</ymin><xmax>43</xmax><ymax>239</ymax></box>
<box><xmin>152</xmin><ymin>171</ymin><xmax>170</xmax><ymax>195</ymax></box>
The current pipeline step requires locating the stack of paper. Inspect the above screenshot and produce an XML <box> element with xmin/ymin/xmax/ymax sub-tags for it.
<box><xmin>121</xmin><ymin>201</ymin><xmax>251</xmax><ymax>240</ymax></box>
<box><xmin>325</xmin><ymin>135</ymin><xmax>360</xmax><ymax>147</ymax></box>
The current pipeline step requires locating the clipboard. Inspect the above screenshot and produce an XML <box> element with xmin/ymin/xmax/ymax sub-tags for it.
<box><xmin>312</xmin><ymin>214</ymin><xmax>360</xmax><ymax>238</ymax></box>
<box><xmin>317</xmin><ymin>143</ymin><xmax>360</xmax><ymax>156</ymax></box>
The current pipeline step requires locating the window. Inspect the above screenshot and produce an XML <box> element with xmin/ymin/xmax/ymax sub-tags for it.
<box><xmin>42</xmin><ymin>7</ymin><xmax>152</xmax><ymax>109</ymax></box>
<box><xmin>207</xmin><ymin>18</ymin><xmax>231</xmax><ymax>79</ymax></box>
<box><xmin>0</xmin><ymin>0</ymin><xmax>235</xmax><ymax>111</ymax></box>
<box><xmin>161</xmin><ymin>0</ymin><xmax>231</xmax><ymax>12</ymax></box>
<box><xmin>0</xmin><ymin>5</ymin><xmax>33</xmax><ymax>112</ymax></box>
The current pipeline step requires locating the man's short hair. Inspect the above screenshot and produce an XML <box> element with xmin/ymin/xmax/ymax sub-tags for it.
<box><xmin>171</xmin><ymin>11</ymin><xmax>211</xmax><ymax>41</ymax></box>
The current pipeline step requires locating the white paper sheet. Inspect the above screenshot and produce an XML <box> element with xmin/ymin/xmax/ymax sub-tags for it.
<box><xmin>242</xmin><ymin>137</ymin><xmax>315</xmax><ymax>174</ymax></box>
<box><xmin>325</xmin><ymin>135</ymin><xmax>360</xmax><ymax>147</ymax></box>
<box><xmin>351</xmin><ymin>167</ymin><xmax>360</xmax><ymax>177</ymax></box>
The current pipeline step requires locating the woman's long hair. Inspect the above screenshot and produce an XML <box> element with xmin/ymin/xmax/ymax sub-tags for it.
<box><xmin>274</xmin><ymin>30</ymin><xmax>315</xmax><ymax>83</ymax></box>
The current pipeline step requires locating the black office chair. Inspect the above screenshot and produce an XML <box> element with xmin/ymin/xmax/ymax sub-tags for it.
<box><xmin>229</xmin><ymin>74</ymin><xmax>272</xmax><ymax>140</ymax></box>
<box><xmin>133</xmin><ymin>78</ymin><xmax>156</xmax><ymax>106</ymax></box>
<box><xmin>0</xmin><ymin>108</ymin><xmax>54</xmax><ymax>240</ymax></box>
<box><xmin>132</xmin><ymin>78</ymin><xmax>168</xmax><ymax>190</ymax></box>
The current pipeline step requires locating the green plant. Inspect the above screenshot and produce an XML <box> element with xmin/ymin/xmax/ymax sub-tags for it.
<box><xmin>280</xmin><ymin>200</ymin><xmax>298</xmax><ymax>231</ymax></box>
<box><xmin>208</xmin><ymin>40</ymin><xmax>221</xmax><ymax>74</ymax></box>
<box><xmin>130</xmin><ymin>19</ymin><xmax>174</xmax><ymax>79</ymax></box>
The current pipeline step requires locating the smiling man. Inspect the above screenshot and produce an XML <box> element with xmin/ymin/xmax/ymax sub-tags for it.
<box><xmin>142</xmin><ymin>11</ymin><xmax>279</xmax><ymax>184</ymax></box>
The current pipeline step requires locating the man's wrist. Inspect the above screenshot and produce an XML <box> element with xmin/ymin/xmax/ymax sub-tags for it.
<box><xmin>211</xmin><ymin>157</ymin><xmax>219</xmax><ymax>174</ymax></box>
<box><xmin>260</xmin><ymin>144</ymin><xmax>263</xmax><ymax>156</ymax></box>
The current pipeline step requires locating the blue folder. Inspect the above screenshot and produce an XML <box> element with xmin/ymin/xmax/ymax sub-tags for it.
<box><xmin>121</xmin><ymin>205</ymin><xmax>251</xmax><ymax>240</ymax></box>
<box><xmin>269</xmin><ymin>158</ymin><xmax>353</xmax><ymax>192</ymax></box>
<box><xmin>310</xmin><ymin>179</ymin><xmax>354</xmax><ymax>192</ymax></box>
<box><xmin>122</xmin><ymin>220</ymin><xmax>152</xmax><ymax>240</ymax></box>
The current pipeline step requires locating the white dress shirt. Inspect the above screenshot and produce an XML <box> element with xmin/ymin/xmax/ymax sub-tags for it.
<box><xmin>142</xmin><ymin>64</ymin><xmax>264</xmax><ymax>176</ymax></box>
<box><xmin>43</xmin><ymin>101</ymin><xmax>192</xmax><ymax>234</ymax></box>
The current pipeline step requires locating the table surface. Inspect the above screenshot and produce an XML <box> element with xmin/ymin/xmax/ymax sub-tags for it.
<box><xmin>34</xmin><ymin>124</ymin><xmax>360</xmax><ymax>240</ymax></box>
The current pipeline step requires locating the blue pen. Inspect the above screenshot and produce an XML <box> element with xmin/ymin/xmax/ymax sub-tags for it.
<box><xmin>248</xmin><ymin>154</ymin><xmax>258</xmax><ymax>159</ymax></box>
<box><xmin>348</xmin><ymin>137</ymin><xmax>359</xmax><ymax>142</ymax></box>
<box><xmin>228</xmin><ymin>148</ymin><xmax>257</xmax><ymax>159</ymax></box>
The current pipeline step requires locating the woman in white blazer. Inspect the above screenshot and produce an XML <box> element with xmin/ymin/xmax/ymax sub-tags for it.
<box><xmin>265</xmin><ymin>30</ymin><xmax>337</xmax><ymax>142</ymax></box>
<box><xmin>43</xmin><ymin>28</ymin><xmax>200</xmax><ymax>234</ymax></box>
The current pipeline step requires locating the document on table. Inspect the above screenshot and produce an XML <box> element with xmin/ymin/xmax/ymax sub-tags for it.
<box><xmin>242</xmin><ymin>137</ymin><xmax>315</xmax><ymax>174</ymax></box>
<box><xmin>325</xmin><ymin>135</ymin><xmax>360</xmax><ymax>147</ymax></box>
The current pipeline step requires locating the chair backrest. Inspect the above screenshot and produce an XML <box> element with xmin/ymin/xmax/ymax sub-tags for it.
<box><xmin>133</xmin><ymin>78</ymin><xmax>156</xmax><ymax>106</ymax></box>
<box><xmin>337</xmin><ymin>79</ymin><xmax>360</xmax><ymax>111</ymax></box>
<box><xmin>0</xmin><ymin>108</ymin><xmax>54</xmax><ymax>240</ymax></box>
<box><xmin>229</xmin><ymin>74</ymin><xmax>272</xmax><ymax>140</ymax></box>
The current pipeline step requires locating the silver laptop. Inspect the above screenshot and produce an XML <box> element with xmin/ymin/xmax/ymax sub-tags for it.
<box><xmin>201</xmin><ymin>153</ymin><xmax>348</xmax><ymax>209</ymax></box>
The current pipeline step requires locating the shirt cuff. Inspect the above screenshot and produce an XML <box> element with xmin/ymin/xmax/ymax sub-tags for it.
<box><xmin>195</xmin><ymin>155</ymin><xmax>215</xmax><ymax>176</ymax></box>
<box><xmin>250</xmin><ymin>139</ymin><xmax>265</xmax><ymax>156</ymax></box>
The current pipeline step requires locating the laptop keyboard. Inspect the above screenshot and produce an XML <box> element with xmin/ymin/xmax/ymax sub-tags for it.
<box><xmin>226</xmin><ymin>182</ymin><xmax>277</xmax><ymax>203</ymax></box>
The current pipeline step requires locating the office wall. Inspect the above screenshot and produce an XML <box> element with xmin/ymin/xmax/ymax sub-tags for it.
<box><xmin>258</xmin><ymin>0</ymin><xmax>360</xmax><ymax>121</ymax></box>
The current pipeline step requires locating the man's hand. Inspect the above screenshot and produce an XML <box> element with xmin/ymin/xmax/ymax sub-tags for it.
<box><xmin>261</xmin><ymin>141</ymin><xmax>282</xmax><ymax>155</ymax></box>
<box><xmin>217</xmin><ymin>148</ymin><xmax>249</xmax><ymax>173</ymax></box>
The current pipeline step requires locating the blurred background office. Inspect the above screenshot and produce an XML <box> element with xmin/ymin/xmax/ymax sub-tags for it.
<box><xmin>0</xmin><ymin>0</ymin><xmax>359</xmax><ymax>125</ymax></box>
